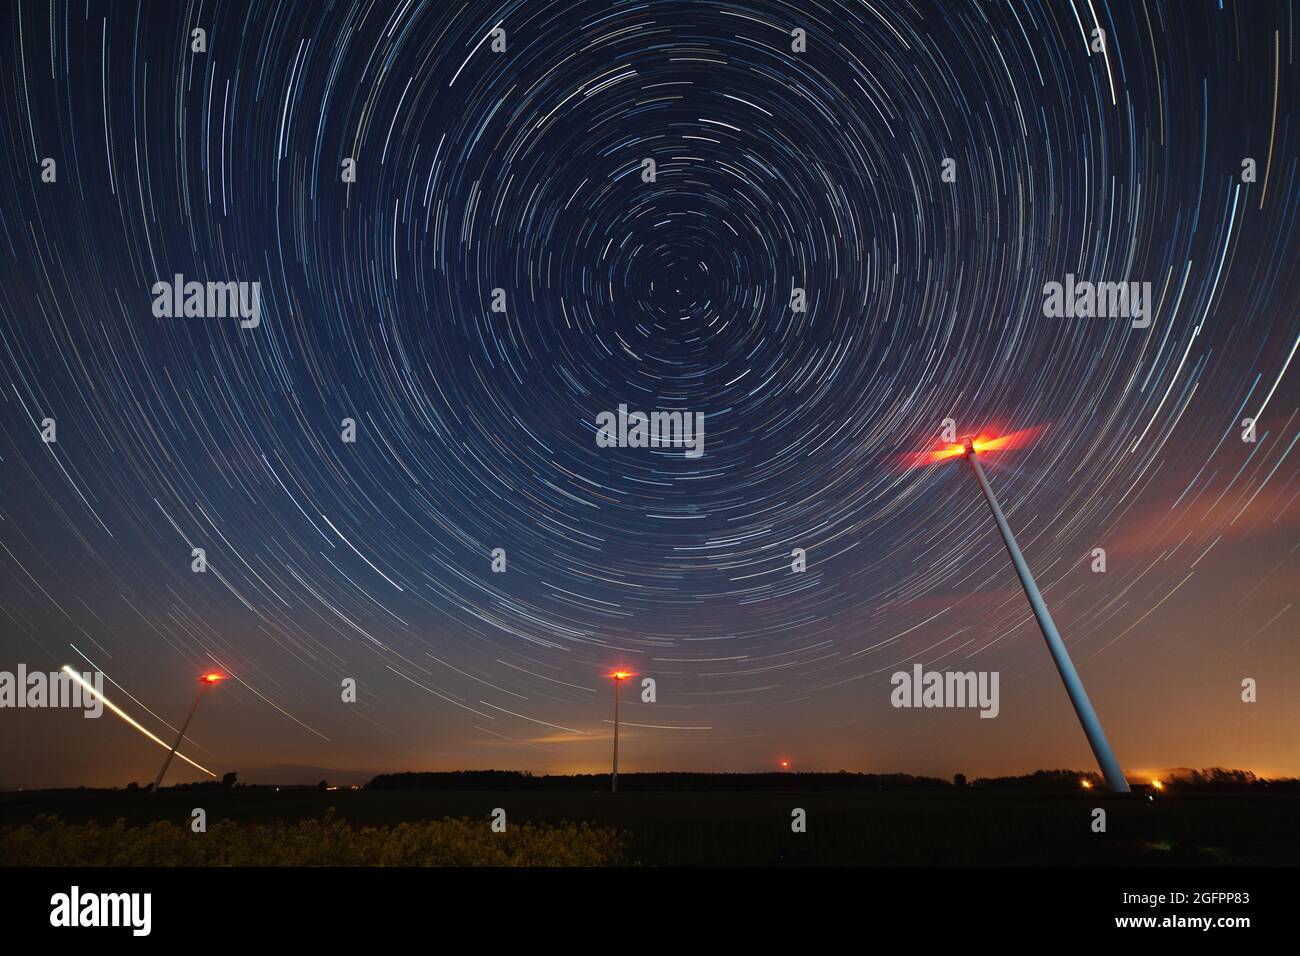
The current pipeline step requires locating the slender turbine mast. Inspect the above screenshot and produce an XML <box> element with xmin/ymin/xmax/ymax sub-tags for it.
<box><xmin>610</xmin><ymin>670</ymin><xmax>630</xmax><ymax>792</ymax></box>
<box><xmin>961</xmin><ymin>437</ymin><xmax>1129</xmax><ymax>793</ymax></box>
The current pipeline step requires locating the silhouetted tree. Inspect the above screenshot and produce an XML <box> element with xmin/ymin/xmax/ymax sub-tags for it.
<box><xmin>222</xmin><ymin>772</ymin><xmax>238</xmax><ymax>790</ymax></box>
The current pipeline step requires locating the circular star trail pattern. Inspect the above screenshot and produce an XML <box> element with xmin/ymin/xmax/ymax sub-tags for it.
<box><xmin>0</xmin><ymin>0</ymin><xmax>1296</xmax><ymax>781</ymax></box>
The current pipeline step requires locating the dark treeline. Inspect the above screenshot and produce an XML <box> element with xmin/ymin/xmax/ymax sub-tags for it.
<box><xmin>973</xmin><ymin>769</ymin><xmax>1108</xmax><ymax>790</ymax></box>
<box><xmin>365</xmin><ymin>768</ymin><xmax>1300</xmax><ymax>792</ymax></box>
<box><xmin>16</xmin><ymin>767</ymin><xmax>1299</xmax><ymax>795</ymax></box>
<box><xmin>366</xmin><ymin>770</ymin><xmax>950</xmax><ymax>791</ymax></box>
<box><xmin>973</xmin><ymin>768</ymin><xmax>1300</xmax><ymax>791</ymax></box>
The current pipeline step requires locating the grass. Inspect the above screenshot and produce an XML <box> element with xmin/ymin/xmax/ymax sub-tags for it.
<box><xmin>2</xmin><ymin>810</ymin><xmax>627</xmax><ymax>866</ymax></box>
<box><xmin>2</xmin><ymin>788</ymin><xmax>1296</xmax><ymax>866</ymax></box>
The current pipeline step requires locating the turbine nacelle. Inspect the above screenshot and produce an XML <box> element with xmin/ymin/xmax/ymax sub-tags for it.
<box><xmin>907</xmin><ymin>425</ymin><xmax>1045</xmax><ymax>468</ymax></box>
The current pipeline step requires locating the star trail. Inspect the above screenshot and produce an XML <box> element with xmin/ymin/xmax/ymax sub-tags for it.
<box><xmin>0</xmin><ymin>0</ymin><xmax>1296</xmax><ymax>787</ymax></box>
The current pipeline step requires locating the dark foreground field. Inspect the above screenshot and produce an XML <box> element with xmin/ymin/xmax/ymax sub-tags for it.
<box><xmin>3</xmin><ymin>788</ymin><xmax>1297</xmax><ymax>865</ymax></box>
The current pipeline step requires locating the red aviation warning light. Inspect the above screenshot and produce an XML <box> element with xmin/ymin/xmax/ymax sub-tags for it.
<box><xmin>907</xmin><ymin>425</ymin><xmax>1044</xmax><ymax>467</ymax></box>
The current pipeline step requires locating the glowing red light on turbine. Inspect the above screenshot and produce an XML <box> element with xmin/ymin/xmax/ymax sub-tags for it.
<box><xmin>609</xmin><ymin>670</ymin><xmax>632</xmax><ymax>681</ymax></box>
<box><xmin>780</xmin><ymin>760</ymin><xmax>790</xmax><ymax>769</ymax></box>
<box><xmin>904</xmin><ymin>425</ymin><xmax>1045</xmax><ymax>468</ymax></box>
<box><xmin>200</xmin><ymin>672</ymin><xmax>225</xmax><ymax>684</ymax></box>
<box><xmin>926</xmin><ymin>442</ymin><xmax>968</xmax><ymax>464</ymax></box>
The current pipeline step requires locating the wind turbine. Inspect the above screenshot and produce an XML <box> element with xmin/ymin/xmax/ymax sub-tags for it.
<box><xmin>150</xmin><ymin>672</ymin><xmax>225</xmax><ymax>794</ymax></box>
<box><xmin>608</xmin><ymin>670</ymin><xmax>632</xmax><ymax>792</ymax></box>
<box><xmin>916</xmin><ymin>428</ymin><xmax>1129</xmax><ymax>793</ymax></box>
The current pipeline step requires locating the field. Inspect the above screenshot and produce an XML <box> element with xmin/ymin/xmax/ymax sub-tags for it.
<box><xmin>3</xmin><ymin>787</ymin><xmax>1298</xmax><ymax>866</ymax></box>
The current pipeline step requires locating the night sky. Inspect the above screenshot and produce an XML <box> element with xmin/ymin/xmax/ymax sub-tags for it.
<box><xmin>1</xmin><ymin>0</ymin><xmax>1296</xmax><ymax>789</ymax></box>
